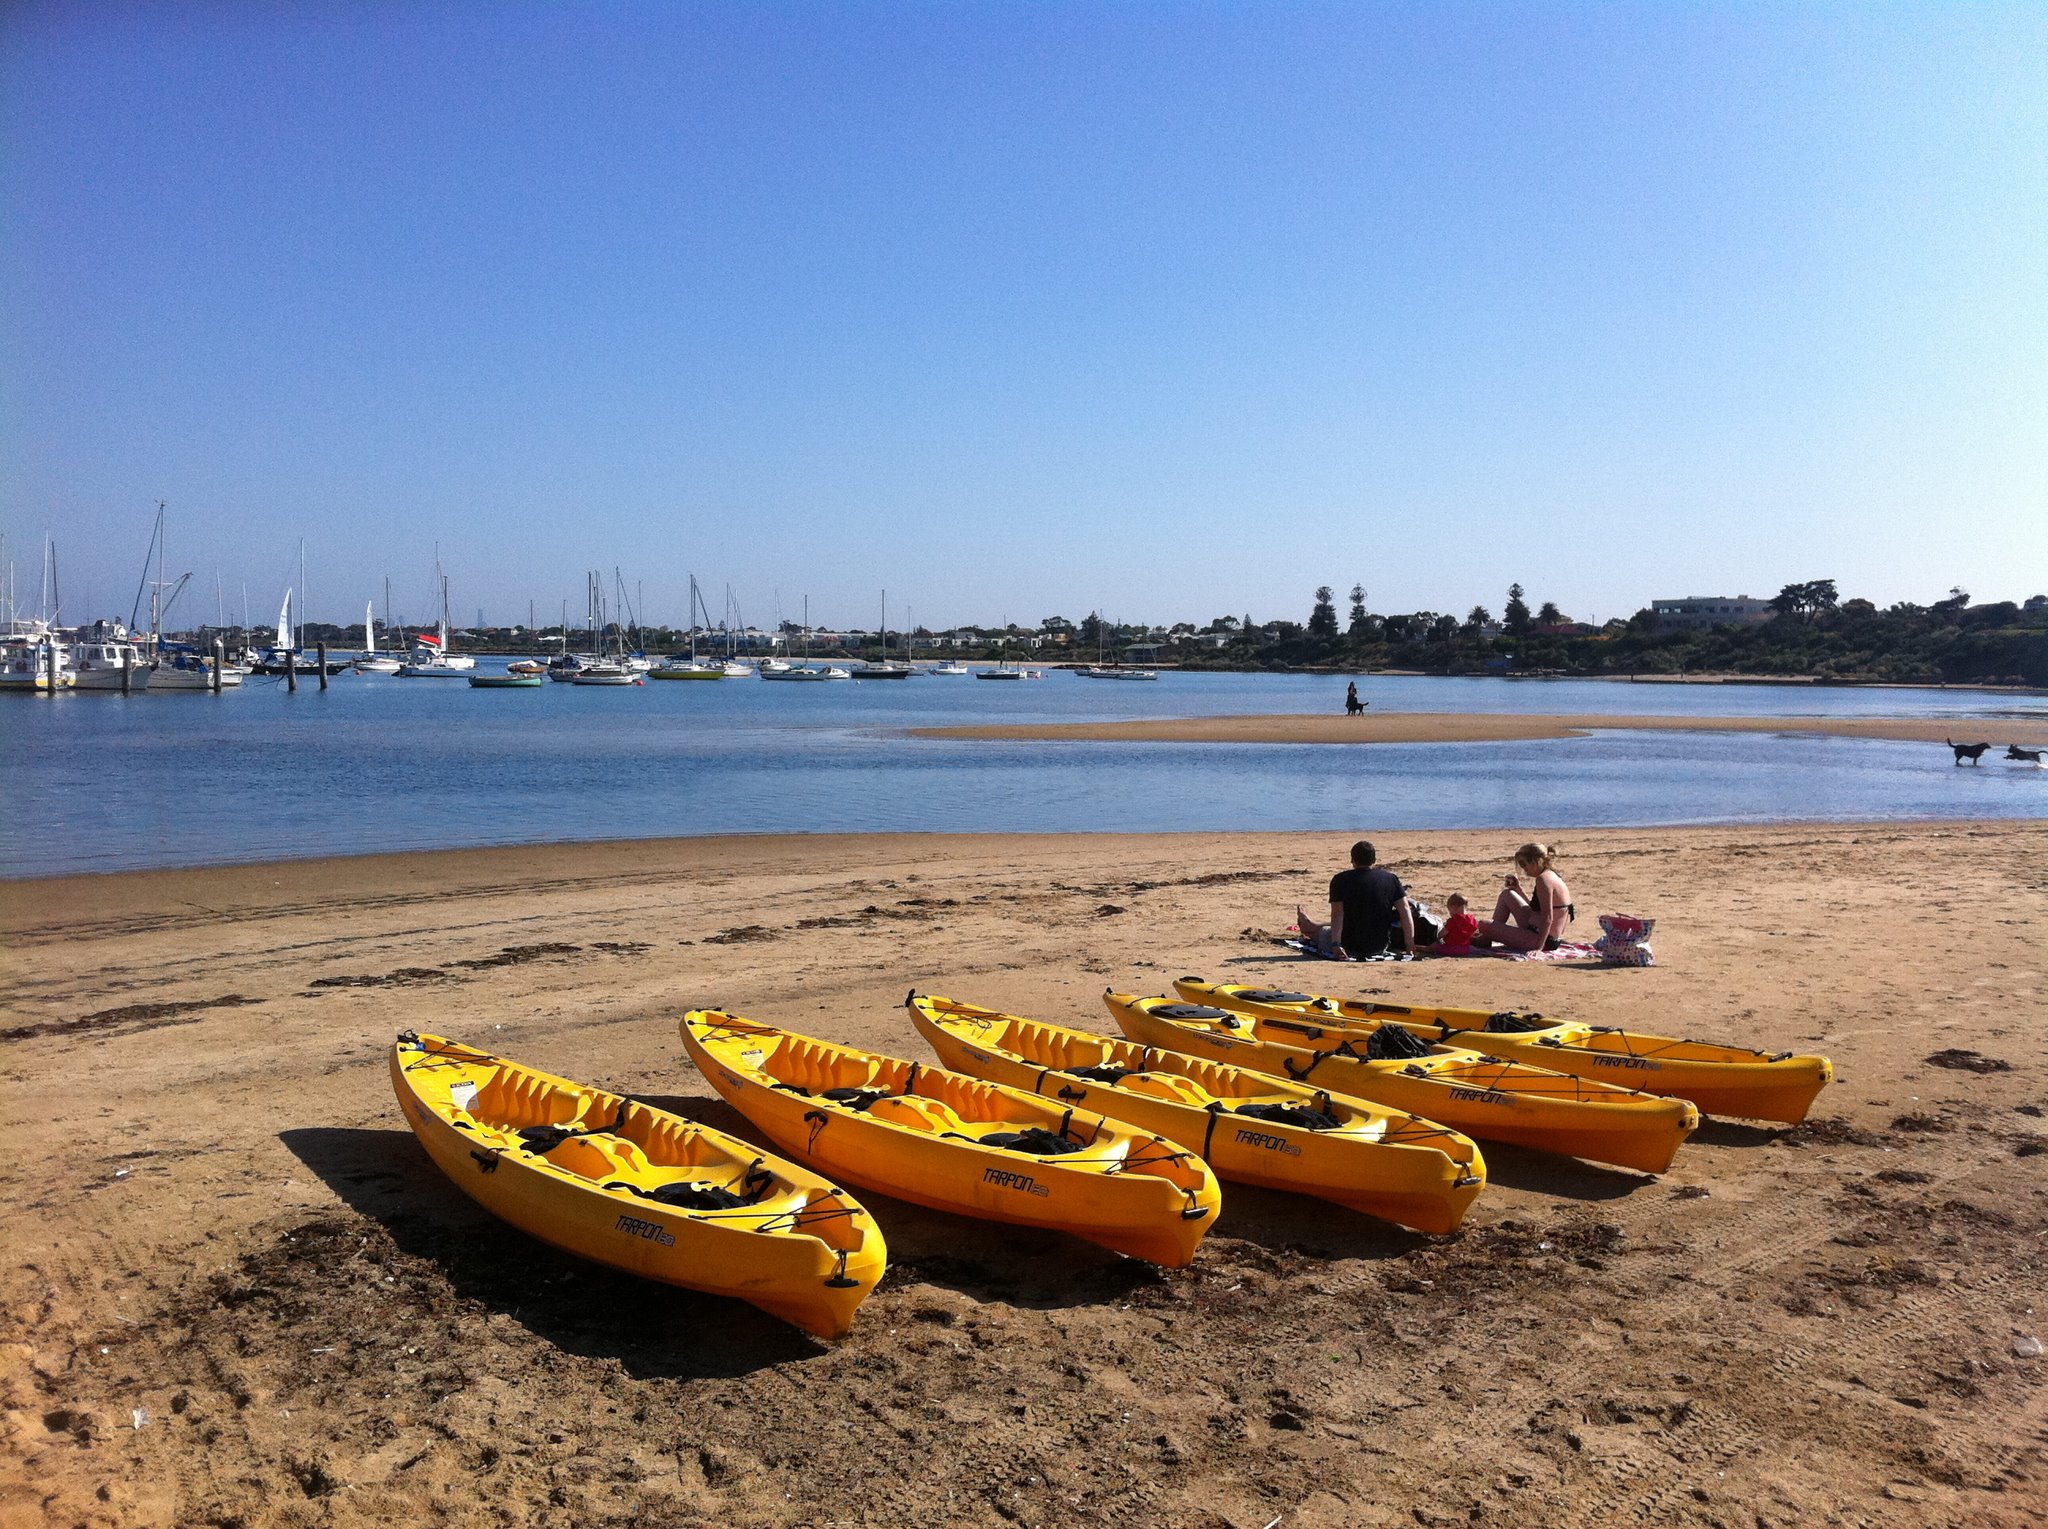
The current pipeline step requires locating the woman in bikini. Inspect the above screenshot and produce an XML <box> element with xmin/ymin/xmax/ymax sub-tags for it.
<box><xmin>1474</xmin><ymin>842</ymin><xmax>1575</xmax><ymax>952</ymax></box>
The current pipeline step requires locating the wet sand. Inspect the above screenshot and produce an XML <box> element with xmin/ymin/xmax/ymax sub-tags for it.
<box><xmin>3</xmin><ymin>822</ymin><xmax>2044</xmax><ymax>1528</ymax></box>
<box><xmin>914</xmin><ymin>712</ymin><xmax>2048</xmax><ymax>746</ymax></box>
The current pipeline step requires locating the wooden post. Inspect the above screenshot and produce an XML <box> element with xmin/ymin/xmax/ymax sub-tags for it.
<box><xmin>286</xmin><ymin>648</ymin><xmax>297</xmax><ymax>692</ymax></box>
<box><xmin>317</xmin><ymin>642</ymin><xmax>328</xmax><ymax>690</ymax></box>
<box><xmin>211</xmin><ymin>639</ymin><xmax>223</xmax><ymax>694</ymax></box>
<box><xmin>121</xmin><ymin>647</ymin><xmax>132</xmax><ymax>694</ymax></box>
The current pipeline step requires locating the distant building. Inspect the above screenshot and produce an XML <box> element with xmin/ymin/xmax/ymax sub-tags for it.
<box><xmin>1650</xmin><ymin>596</ymin><xmax>1773</xmax><ymax>632</ymax></box>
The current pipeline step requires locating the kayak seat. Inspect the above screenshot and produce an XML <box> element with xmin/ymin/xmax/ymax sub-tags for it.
<box><xmin>1236</xmin><ymin>989</ymin><xmax>1313</xmax><ymax>1005</ymax></box>
<box><xmin>1485</xmin><ymin>1012</ymin><xmax>1551</xmax><ymax>1033</ymax></box>
<box><xmin>866</xmin><ymin>1095</ymin><xmax>969</xmax><ymax>1134</ymax></box>
<box><xmin>1153</xmin><ymin>1004</ymin><xmax>1233</xmax><ymax>1021</ymax></box>
<box><xmin>1118</xmin><ymin>1073</ymin><xmax>1212</xmax><ymax>1106</ymax></box>
<box><xmin>976</xmin><ymin>1127</ymin><xmax>1082</xmax><ymax>1156</ymax></box>
<box><xmin>1233</xmin><ymin>1101</ymin><xmax>1341</xmax><ymax>1131</ymax></box>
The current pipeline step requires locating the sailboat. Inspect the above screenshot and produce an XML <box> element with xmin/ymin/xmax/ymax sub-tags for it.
<box><xmin>570</xmin><ymin>571</ymin><xmax>643</xmax><ymax>685</ymax></box>
<box><xmin>248</xmin><ymin>592</ymin><xmax>350</xmax><ymax>675</ymax></box>
<box><xmin>850</xmin><ymin>592</ymin><xmax>911</xmax><ymax>679</ymax></box>
<box><xmin>650</xmin><ymin>576</ymin><xmax>725</xmax><ymax>679</ymax></box>
<box><xmin>974</xmin><ymin>620</ymin><xmax>1042</xmax><ymax>679</ymax></box>
<box><xmin>356</xmin><ymin>598</ymin><xmax>401</xmax><ymax>673</ymax></box>
<box><xmin>396</xmin><ymin>564</ymin><xmax>477</xmax><ymax>676</ymax></box>
<box><xmin>758</xmin><ymin>596</ymin><xmax>848</xmax><ymax>680</ymax></box>
<box><xmin>1076</xmin><ymin>615</ymin><xmax>1158</xmax><ymax>680</ymax></box>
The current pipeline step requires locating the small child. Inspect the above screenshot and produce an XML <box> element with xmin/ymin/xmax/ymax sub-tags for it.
<box><xmin>1438</xmin><ymin>893</ymin><xmax>1478</xmax><ymax>952</ymax></box>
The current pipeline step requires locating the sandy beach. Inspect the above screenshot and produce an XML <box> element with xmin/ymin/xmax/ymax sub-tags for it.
<box><xmin>3</xmin><ymin>821</ymin><xmax>2044</xmax><ymax>1528</ymax></box>
<box><xmin>914</xmin><ymin>712</ymin><xmax>2048</xmax><ymax>747</ymax></box>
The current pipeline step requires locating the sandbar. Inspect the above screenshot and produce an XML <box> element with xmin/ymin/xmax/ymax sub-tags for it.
<box><xmin>914</xmin><ymin>710</ymin><xmax>2048</xmax><ymax>746</ymax></box>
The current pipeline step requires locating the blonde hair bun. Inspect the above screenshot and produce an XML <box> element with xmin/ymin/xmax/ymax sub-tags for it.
<box><xmin>1515</xmin><ymin>841</ymin><xmax>1556</xmax><ymax>872</ymax></box>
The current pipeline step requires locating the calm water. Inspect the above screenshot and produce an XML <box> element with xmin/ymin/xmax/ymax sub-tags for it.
<box><xmin>4</xmin><ymin>669</ymin><xmax>2042</xmax><ymax>876</ymax></box>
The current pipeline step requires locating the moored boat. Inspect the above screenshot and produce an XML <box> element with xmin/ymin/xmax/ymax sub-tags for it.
<box><xmin>1175</xmin><ymin>979</ymin><xmax>1834</xmax><ymax>1124</ymax></box>
<box><xmin>468</xmin><ymin>670</ymin><xmax>544</xmax><ymax>688</ymax></box>
<box><xmin>681</xmin><ymin>1009</ymin><xmax>1220</xmax><ymax>1266</ymax></box>
<box><xmin>1107</xmin><ymin>993</ymin><xmax>1698</xmax><ymax>1175</ymax></box>
<box><xmin>907</xmin><ymin>993</ymin><xmax>1484</xmax><ymax>1234</ymax></box>
<box><xmin>67</xmin><ymin>638</ymin><xmax>153</xmax><ymax>691</ymax></box>
<box><xmin>390</xmin><ymin>1032</ymin><xmax>885</xmax><ymax>1338</ymax></box>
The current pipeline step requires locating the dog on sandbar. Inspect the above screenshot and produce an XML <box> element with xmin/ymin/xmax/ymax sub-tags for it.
<box><xmin>1946</xmin><ymin>739</ymin><xmax>1991</xmax><ymax>765</ymax></box>
<box><xmin>2007</xmin><ymin>744</ymin><xmax>2044</xmax><ymax>763</ymax></box>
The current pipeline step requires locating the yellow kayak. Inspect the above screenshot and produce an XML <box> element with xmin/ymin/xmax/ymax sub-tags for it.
<box><xmin>1176</xmin><ymin>978</ymin><xmax>1833</xmax><ymax>1124</ymax></box>
<box><xmin>1107</xmin><ymin>993</ymin><xmax>1698</xmax><ymax>1175</ymax></box>
<box><xmin>907</xmin><ymin>992</ymin><xmax>1484</xmax><ymax>1234</ymax></box>
<box><xmin>681</xmin><ymin>1010</ymin><xmax>1221</xmax><ymax>1267</ymax></box>
<box><xmin>389</xmin><ymin>1032</ymin><xmax>885</xmax><ymax>1340</ymax></box>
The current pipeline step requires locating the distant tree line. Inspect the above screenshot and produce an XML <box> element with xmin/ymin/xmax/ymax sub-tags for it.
<box><xmin>1194</xmin><ymin>580</ymin><xmax>2047</xmax><ymax>686</ymax></box>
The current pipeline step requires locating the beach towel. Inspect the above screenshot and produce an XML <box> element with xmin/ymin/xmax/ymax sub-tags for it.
<box><xmin>1417</xmin><ymin>940</ymin><xmax>1607</xmax><ymax>964</ymax></box>
<box><xmin>1278</xmin><ymin>934</ymin><xmax>1413</xmax><ymax>962</ymax></box>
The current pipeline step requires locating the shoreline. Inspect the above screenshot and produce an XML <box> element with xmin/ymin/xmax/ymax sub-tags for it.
<box><xmin>912</xmin><ymin>710</ymin><xmax>2048</xmax><ymax>746</ymax></box>
<box><xmin>5</xmin><ymin>808</ymin><xmax>2045</xmax><ymax>894</ymax></box>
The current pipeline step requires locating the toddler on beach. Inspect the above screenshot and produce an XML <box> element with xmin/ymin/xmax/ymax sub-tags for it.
<box><xmin>1437</xmin><ymin>893</ymin><xmax>1478</xmax><ymax>952</ymax></box>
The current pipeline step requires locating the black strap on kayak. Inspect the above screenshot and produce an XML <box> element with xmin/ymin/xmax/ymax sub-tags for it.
<box><xmin>1068</xmin><ymin>1063</ymin><xmax>1142</xmax><ymax>1085</ymax></box>
<box><xmin>1201</xmin><ymin>1102</ymin><xmax>1223</xmax><ymax>1159</ymax></box>
<box><xmin>826</xmin><ymin>1248</ymin><xmax>860</xmax><ymax>1289</ymax></box>
<box><xmin>604</xmin><ymin>1177</ymin><xmax>769</xmax><ymax>1211</ymax></box>
<box><xmin>968</xmin><ymin>1127</ymin><xmax>1082</xmax><ymax>1156</ymax></box>
<box><xmin>515</xmin><ymin>1096</ymin><xmax>631</xmax><ymax>1155</ymax></box>
<box><xmin>1365</xmin><ymin>1026</ymin><xmax>1432</xmax><ymax>1062</ymax></box>
<box><xmin>1263</xmin><ymin>1016</ymin><xmax>1328</xmax><ymax>1041</ymax></box>
<box><xmin>1485</xmin><ymin>1011</ymin><xmax>1550</xmax><ymax>1033</ymax></box>
<box><xmin>804</xmin><ymin>1110</ymin><xmax>829</xmax><ymax>1154</ymax></box>
<box><xmin>1234</xmin><ymin>1101</ymin><xmax>1342</xmax><ymax>1131</ymax></box>
<box><xmin>819</xmin><ymin>1087</ymin><xmax>889</xmax><ymax>1111</ymax></box>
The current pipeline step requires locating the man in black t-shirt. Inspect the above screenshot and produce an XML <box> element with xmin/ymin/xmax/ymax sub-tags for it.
<box><xmin>1296</xmin><ymin>840</ymin><xmax>1414</xmax><ymax>960</ymax></box>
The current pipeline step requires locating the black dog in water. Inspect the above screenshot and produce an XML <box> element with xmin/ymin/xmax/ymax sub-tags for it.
<box><xmin>2007</xmin><ymin>744</ymin><xmax>2044</xmax><ymax>763</ymax></box>
<box><xmin>1947</xmin><ymin>738</ymin><xmax>1991</xmax><ymax>765</ymax></box>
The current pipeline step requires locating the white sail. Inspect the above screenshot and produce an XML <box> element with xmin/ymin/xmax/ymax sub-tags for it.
<box><xmin>276</xmin><ymin>591</ymin><xmax>292</xmax><ymax>649</ymax></box>
<box><xmin>365</xmin><ymin>600</ymin><xmax>376</xmax><ymax>654</ymax></box>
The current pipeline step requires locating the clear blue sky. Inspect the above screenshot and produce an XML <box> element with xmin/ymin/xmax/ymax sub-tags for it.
<box><xmin>4</xmin><ymin>3</ymin><xmax>2043</xmax><ymax>633</ymax></box>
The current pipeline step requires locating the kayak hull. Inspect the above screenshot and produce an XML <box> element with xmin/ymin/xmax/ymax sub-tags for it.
<box><xmin>390</xmin><ymin>1034</ymin><xmax>885</xmax><ymax>1339</ymax></box>
<box><xmin>1176</xmin><ymin>979</ymin><xmax>1833</xmax><ymax>1124</ymax></box>
<box><xmin>681</xmin><ymin>1010</ymin><xmax>1221</xmax><ymax>1267</ymax></box>
<box><xmin>908</xmin><ymin>993</ymin><xmax>1484</xmax><ymax>1234</ymax></box>
<box><xmin>1108</xmin><ymin>994</ymin><xmax>1697</xmax><ymax>1175</ymax></box>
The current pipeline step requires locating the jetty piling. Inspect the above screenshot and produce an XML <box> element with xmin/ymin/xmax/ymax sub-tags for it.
<box><xmin>211</xmin><ymin>640</ymin><xmax>224</xmax><ymax>694</ymax></box>
<box><xmin>286</xmin><ymin>650</ymin><xmax>297</xmax><ymax>693</ymax></box>
<box><xmin>317</xmin><ymin>643</ymin><xmax>328</xmax><ymax>691</ymax></box>
<box><xmin>121</xmin><ymin>648</ymin><xmax>132</xmax><ymax>694</ymax></box>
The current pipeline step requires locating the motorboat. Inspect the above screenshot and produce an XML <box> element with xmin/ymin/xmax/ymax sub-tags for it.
<box><xmin>68</xmin><ymin>639</ymin><xmax>153</xmax><ymax>691</ymax></box>
<box><xmin>0</xmin><ymin>633</ymin><xmax>68</xmax><ymax>691</ymax></box>
<box><xmin>1077</xmin><ymin>665</ymin><xmax>1159</xmax><ymax>680</ymax></box>
<box><xmin>928</xmin><ymin>661</ymin><xmax>970</xmax><ymax>676</ymax></box>
<box><xmin>506</xmin><ymin>659</ymin><xmax>546</xmax><ymax>676</ymax></box>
